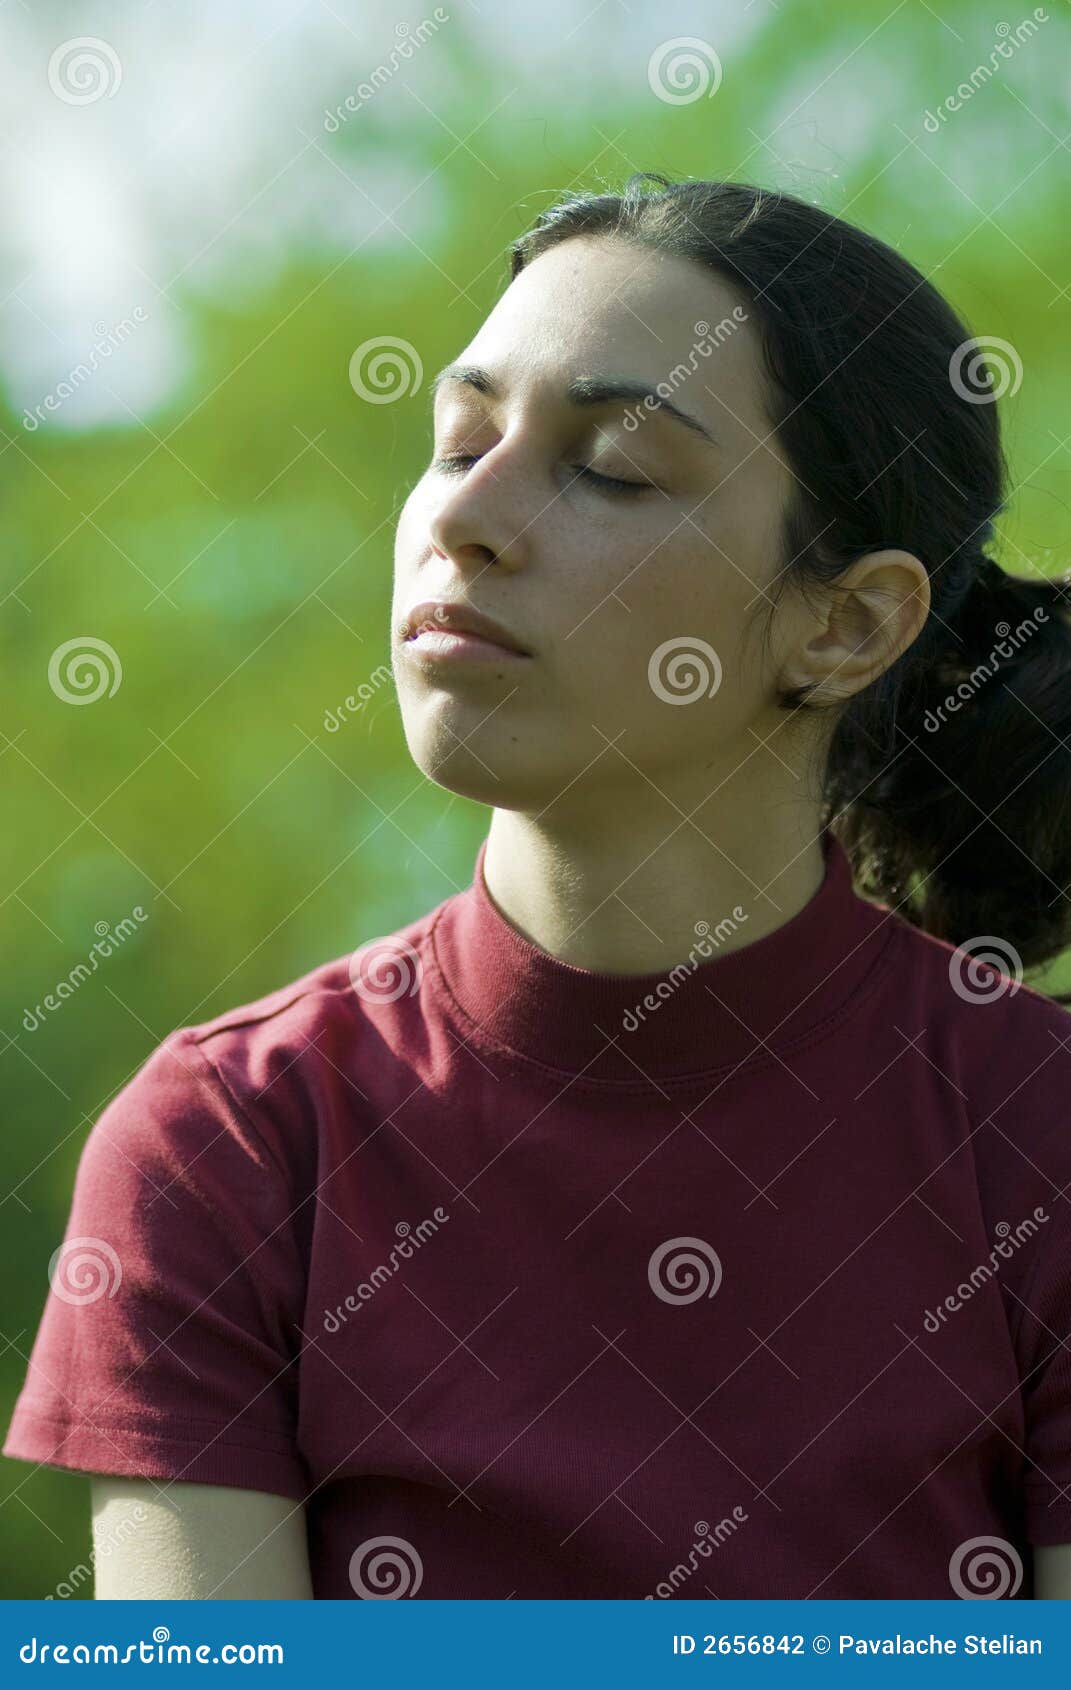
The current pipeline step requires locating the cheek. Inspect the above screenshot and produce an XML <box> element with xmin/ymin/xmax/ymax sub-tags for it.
<box><xmin>617</xmin><ymin>532</ymin><xmax>739</xmax><ymax>652</ymax></box>
<box><xmin>392</xmin><ymin>488</ymin><xmax>429</xmax><ymax>594</ymax></box>
<box><xmin>597</xmin><ymin>536</ymin><xmax>769</xmax><ymax>728</ymax></box>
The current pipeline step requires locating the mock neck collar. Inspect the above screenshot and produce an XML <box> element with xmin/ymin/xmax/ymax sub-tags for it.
<box><xmin>427</xmin><ymin>827</ymin><xmax>896</xmax><ymax>1087</ymax></box>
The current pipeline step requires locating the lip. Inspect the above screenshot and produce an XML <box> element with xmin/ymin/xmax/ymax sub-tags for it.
<box><xmin>399</xmin><ymin>600</ymin><xmax>532</xmax><ymax>659</ymax></box>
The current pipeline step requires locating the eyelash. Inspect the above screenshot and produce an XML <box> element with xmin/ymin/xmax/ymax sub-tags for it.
<box><xmin>430</xmin><ymin>454</ymin><xmax>654</xmax><ymax>496</ymax></box>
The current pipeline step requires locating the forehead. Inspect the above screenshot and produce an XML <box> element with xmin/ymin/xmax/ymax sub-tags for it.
<box><xmin>441</xmin><ymin>235</ymin><xmax>770</xmax><ymax>444</ymax></box>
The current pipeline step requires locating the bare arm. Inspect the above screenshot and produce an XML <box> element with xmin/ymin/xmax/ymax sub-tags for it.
<box><xmin>1034</xmin><ymin>1543</ymin><xmax>1071</xmax><ymax>1599</ymax></box>
<box><xmin>90</xmin><ymin>1478</ymin><xmax>313</xmax><ymax>1599</ymax></box>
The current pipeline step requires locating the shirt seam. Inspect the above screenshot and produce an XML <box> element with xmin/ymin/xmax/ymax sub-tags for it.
<box><xmin>170</xmin><ymin>1026</ymin><xmax>295</xmax><ymax>1196</ymax></box>
<box><xmin>8</xmin><ymin>1407</ymin><xmax>297</xmax><ymax>1457</ymax></box>
<box><xmin>423</xmin><ymin>910</ymin><xmax>901</xmax><ymax>1091</ymax></box>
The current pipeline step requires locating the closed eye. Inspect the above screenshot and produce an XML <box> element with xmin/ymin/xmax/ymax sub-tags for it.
<box><xmin>430</xmin><ymin>454</ymin><xmax>655</xmax><ymax>496</ymax></box>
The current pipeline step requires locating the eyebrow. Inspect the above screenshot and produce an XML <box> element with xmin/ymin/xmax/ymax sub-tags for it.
<box><xmin>430</xmin><ymin>363</ymin><xmax>718</xmax><ymax>447</ymax></box>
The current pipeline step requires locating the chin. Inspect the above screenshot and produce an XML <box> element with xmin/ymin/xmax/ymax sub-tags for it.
<box><xmin>415</xmin><ymin>743</ymin><xmax>531</xmax><ymax>808</ymax></box>
<box><xmin>401</xmin><ymin>719</ymin><xmax>546</xmax><ymax>811</ymax></box>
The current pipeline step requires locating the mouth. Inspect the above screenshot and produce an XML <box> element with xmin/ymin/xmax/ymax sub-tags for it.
<box><xmin>398</xmin><ymin>601</ymin><xmax>532</xmax><ymax>663</ymax></box>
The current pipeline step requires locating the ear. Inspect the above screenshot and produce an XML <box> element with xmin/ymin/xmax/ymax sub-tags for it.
<box><xmin>779</xmin><ymin>549</ymin><xmax>931</xmax><ymax>704</ymax></box>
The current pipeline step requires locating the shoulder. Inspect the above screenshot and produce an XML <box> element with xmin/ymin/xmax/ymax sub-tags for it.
<box><xmin>878</xmin><ymin>904</ymin><xmax>1071</xmax><ymax>1078</ymax></box>
<box><xmin>87</xmin><ymin>899</ymin><xmax>448</xmax><ymax>1201</ymax></box>
<box><xmin>875</xmin><ymin>901</ymin><xmax>1071</xmax><ymax>1181</ymax></box>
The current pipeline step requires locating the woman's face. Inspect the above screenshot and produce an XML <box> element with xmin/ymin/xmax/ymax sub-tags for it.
<box><xmin>391</xmin><ymin>234</ymin><xmax>803</xmax><ymax>817</ymax></box>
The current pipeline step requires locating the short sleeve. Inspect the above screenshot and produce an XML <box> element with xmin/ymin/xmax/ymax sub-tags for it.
<box><xmin>1015</xmin><ymin>1198</ymin><xmax>1071</xmax><ymax>1546</ymax></box>
<box><xmin>2</xmin><ymin>1029</ymin><xmax>310</xmax><ymax>1501</ymax></box>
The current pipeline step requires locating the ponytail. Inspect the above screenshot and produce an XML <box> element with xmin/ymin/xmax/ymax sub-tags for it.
<box><xmin>829</xmin><ymin>560</ymin><xmax>1071</xmax><ymax>987</ymax></box>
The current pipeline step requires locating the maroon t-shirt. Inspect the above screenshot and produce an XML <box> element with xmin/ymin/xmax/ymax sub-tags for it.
<box><xmin>6</xmin><ymin>828</ymin><xmax>1071</xmax><ymax>1599</ymax></box>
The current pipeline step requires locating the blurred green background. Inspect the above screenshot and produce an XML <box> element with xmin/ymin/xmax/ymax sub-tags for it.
<box><xmin>3</xmin><ymin>0</ymin><xmax>1071</xmax><ymax>1597</ymax></box>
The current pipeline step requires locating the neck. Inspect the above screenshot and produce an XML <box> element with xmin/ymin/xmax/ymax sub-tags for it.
<box><xmin>481</xmin><ymin>791</ymin><xmax>829</xmax><ymax>977</ymax></box>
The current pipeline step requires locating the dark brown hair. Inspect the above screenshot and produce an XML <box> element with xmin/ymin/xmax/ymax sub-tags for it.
<box><xmin>509</xmin><ymin>173</ymin><xmax>1071</xmax><ymax>985</ymax></box>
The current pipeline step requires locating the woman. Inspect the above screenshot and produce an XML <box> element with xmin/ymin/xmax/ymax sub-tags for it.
<box><xmin>6</xmin><ymin>174</ymin><xmax>1071</xmax><ymax>1601</ymax></box>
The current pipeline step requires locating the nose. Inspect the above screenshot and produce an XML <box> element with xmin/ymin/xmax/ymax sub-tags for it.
<box><xmin>427</xmin><ymin>536</ymin><xmax>502</xmax><ymax>578</ymax></box>
<box><xmin>426</xmin><ymin>451</ymin><xmax>530</xmax><ymax>576</ymax></box>
<box><xmin>426</xmin><ymin>519</ymin><xmax>526</xmax><ymax>578</ymax></box>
